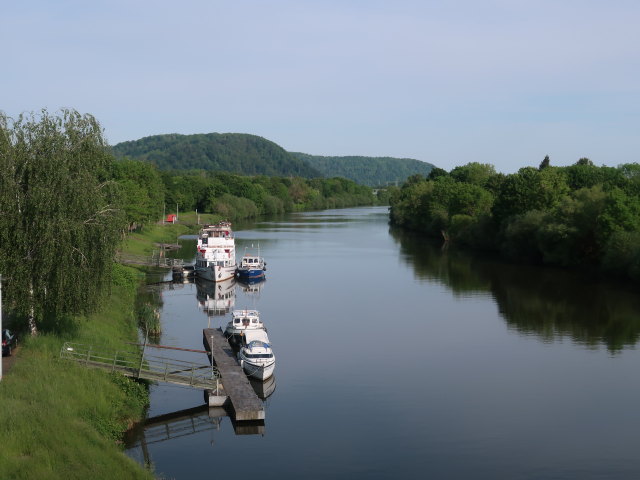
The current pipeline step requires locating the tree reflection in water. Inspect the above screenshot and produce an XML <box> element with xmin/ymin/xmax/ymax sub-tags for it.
<box><xmin>391</xmin><ymin>227</ymin><xmax>640</xmax><ymax>353</ymax></box>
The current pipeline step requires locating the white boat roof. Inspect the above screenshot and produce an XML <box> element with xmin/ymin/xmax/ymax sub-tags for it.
<box><xmin>199</xmin><ymin>222</ymin><xmax>233</xmax><ymax>237</ymax></box>
<box><xmin>232</xmin><ymin>309</ymin><xmax>259</xmax><ymax>319</ymax></box>
<box><xmin>244</xmin><ymin>329</ymin><xmax>270</xmax><ymax>344</ymax></box>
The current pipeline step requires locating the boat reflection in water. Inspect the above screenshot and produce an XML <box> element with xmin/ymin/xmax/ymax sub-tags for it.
<box><xmin>249</xmin><ymin>375</ymin><xmax>276</xmax><ymax>400</ymax></box>
<box><xmin>196</xmin><ymin>277</ymin><xmax>236</xmax><ymax>317</ymax></box>
<box><xmin>236</xmin><ymin>277</ymin><xmax>266</xmax><ymax>296</ymax></box>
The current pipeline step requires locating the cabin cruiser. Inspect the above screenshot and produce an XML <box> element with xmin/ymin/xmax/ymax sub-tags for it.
<box><xmin>224</xmin><ymin>309</ymin><xmax>265</xmax><ymax>340</ymax></box>
<box><xmin>236</xmin><ymin>250</ymin><xmax>266</xmax><ymax>280</ymax></box>
<box><xmin>195</xmin><ymin>222</ymin><xmax>236</xmax><ymax>282</ymax></box>
<box><xmin>238</xmin><ymin>329</ymin><xmax>275</xmax><ymax>381</ymax></box>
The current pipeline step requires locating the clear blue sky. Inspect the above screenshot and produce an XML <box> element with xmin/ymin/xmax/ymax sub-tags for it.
<box><xmin>2</xmin><ymin>0</ymin><xmax>639</xmax><ymax>173</ymax></box>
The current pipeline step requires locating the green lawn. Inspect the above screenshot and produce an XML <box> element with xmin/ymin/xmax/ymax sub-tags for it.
<box><xmin>0</xmin><ymin>266</ymin><xmax>154</xmax><ymax>480</ymax></box>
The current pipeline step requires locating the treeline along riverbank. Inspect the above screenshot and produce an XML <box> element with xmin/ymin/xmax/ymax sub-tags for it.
<box><xmin>389</xmin><ymin>159</ymin><xmax>640</xmax><ymax>281</ymax></box>
<box><xmin>0</xmin><ymin>109</ymin><xmax>380</xmax><ymax>478</ymax></box>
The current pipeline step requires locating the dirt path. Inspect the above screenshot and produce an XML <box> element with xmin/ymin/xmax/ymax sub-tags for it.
<box><xmin>2</xmin><ymin>346</ymin><xmax>19</xmax><ymax>375</ymax></box>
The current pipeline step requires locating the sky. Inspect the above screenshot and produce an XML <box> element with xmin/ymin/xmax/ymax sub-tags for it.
<box><xmin>2</xmin><ymin>0</ymin><xmax>639</xmax><ymax>173</ymax></box>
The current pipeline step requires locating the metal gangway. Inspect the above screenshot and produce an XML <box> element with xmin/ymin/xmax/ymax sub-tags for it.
<box><xmin>60</xmin><ymin>342</ymin><xmax>222</xmax><ymax>392</ymax></box>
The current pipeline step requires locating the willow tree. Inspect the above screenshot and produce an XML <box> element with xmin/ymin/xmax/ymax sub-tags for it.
<box><xmin>0</xmin><ymin>110</ymin><xmax>125</xmax><ymax>333</ymax></box>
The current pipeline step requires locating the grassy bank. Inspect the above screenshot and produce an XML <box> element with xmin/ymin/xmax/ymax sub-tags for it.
<box><xmin>121</xmin><ymin>212</ymin><xmax>222</xmax><ymax>257</ymax></box>
<box><xmin>0</xmin><ymin>265</ymin><xmax>154</xmax><ymax>480</ymax></box>
<box><xmin>0</xmin><ymin>212</ymin><xmax>226</xmax><ymax>479</ymax></box>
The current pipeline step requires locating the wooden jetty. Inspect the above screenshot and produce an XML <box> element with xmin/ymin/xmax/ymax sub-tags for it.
<box><xmin>203</xmin><ymin>328</ymin><xmax>265</xmax><ymax>421</ymax></box>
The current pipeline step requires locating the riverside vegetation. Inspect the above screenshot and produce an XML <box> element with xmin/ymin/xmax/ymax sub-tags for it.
<box><xmin>112</xmin><ymin>132</ymin><xmax>436</xmax><ymax>187</ymax></box>
<box><xmin>0</xmin><ymin>109</ymin><xmax>379</xmax><ymax>478</ymax></box>
<box><xmin>389</xmin><ymin>158</ymin><xmax>640</xmax><ymax>281</ymax></box>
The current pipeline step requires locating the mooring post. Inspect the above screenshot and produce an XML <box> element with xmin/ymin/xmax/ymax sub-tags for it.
<box><xmin>112</xmin><ymin>351</ymin><xmax>118</xmax><ymax>372</ymax></box>
<box><xmin>138</xmin><ymin>334</ymin><xmax>147</xmax><ymax>379</ymax></box>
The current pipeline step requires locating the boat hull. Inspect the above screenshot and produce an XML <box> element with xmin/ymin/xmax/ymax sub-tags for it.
<box><xmin>196</xmin><ymin>264</ymin><xmax>236</xmax><ymax>282</ymax></box>
<box><xmin>240</xmin><ymin>359</ymin><xmax>275</xmax><ymax>381</ymax></box>
<box><xmin>236</xmin><ymin>268</ymin><xmax>266</xmax><ymax>280</ymax></box>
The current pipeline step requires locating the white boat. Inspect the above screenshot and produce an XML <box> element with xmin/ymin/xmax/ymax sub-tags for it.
<box><xmin>195</xmin><ymin>222</ymin><xmax>236</xmax><ymax>282</ymax></box>
<box><xmin>224</xmin><ymin>309</ymin><xmax>265</xmax><ymax>338</ymax></box>
<box><xmin>238</xmin><ymin>329</ymin><xmax>275</xmax><ymax>381</ymax></box>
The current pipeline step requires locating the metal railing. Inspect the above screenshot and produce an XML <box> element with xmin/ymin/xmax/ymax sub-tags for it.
<box><xmin>116</xmin><ymin>252</ymin><xmax>185</xmax><ymax>268</ymax></box>
<box><xmin>60</xmin><ymin>342</ymin><xmax>221</xmax><ymax>392</ymax></box>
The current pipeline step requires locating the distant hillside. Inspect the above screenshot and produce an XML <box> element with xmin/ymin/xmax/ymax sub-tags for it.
<box><xmin>112</xmin><ymin>133</ymin><xmax>322</xmax><ymax>178</ymax></box>
<box><xmin>292</xmin><ymin>153</ymin><xmax>435</xmax><ymax>186</ymax></box>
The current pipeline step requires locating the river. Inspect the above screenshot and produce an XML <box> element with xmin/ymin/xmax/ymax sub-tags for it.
<box><xmin>125</xmin><ymin>206</ymin><xmax>640</xmax><ymax>479</ymax></box>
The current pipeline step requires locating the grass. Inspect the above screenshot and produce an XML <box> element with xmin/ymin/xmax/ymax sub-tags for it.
<box><xmin>0</xmin><ymin>266</ymin><xmax>154</xmax><ymax>480</ymax></box>
<box><xmin>0</xmin><ymin>214</ymin><xmax>224</xmax><ymax>479</ymax></box>
<box><xmin>120</xmin><ymin>212</ymin><xmax>222</xmax><ymax>257</ymax></box>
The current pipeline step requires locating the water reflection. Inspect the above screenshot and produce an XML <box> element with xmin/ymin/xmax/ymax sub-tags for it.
<box><xmin>195</xmin><ymin>278</ymin><xmax>236</xmax><ymax>317</ymax></box>
<box><xmin>237</xmin><ymin>277</ymin><xmax>266</xmax><ymax>296</ymax></box>
<box><xmin>249</xmin><ymin>375</ymin><xmax>276</xmax><ymax>400</ymax></box>
<box><xmin>125</xmin><ymin>403</ymin><xmax>267</xmax><ymax>469</ymax></box>
<box><xmin>391</xmin><ymin>227</ymin><xmax>640</xmax><ymax>352</ymax></box>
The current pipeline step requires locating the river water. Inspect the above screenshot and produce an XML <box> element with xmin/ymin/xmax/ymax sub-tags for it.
<box><xmin>125</xmin><ymin>206</ymin><xmax>640</xmax><ymax>479</ymax></box>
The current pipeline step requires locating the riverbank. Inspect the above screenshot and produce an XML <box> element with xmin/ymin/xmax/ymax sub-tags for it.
<box><xmin>121</xmin><ymin>212</ymin><xmax>222</xmax><ymax>258</ymax></box>
<box><xmin>0</xmin><ymin>265</ymin><xmax>154</xmax><ymax>480</ymax></box>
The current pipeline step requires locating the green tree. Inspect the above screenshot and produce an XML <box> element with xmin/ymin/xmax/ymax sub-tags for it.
<box><xmin>0</xmin><ymin>110</ymin><xmax>124</xmax><ymax>333</ymax></box>
<box><xmin>449</xmin><ymin>162</ymin><xmax>496</xmax><ymax>187</ymax></box>
<box><xmin>492</xmin><ymin>167</ymin><xmax>569</xmax><ymax>223</ymax></box>
<box><xmin>111</xmin><ymin>159</ymin><xmax>164</xmax><ymax>227</ymax></box>
<box><xmin>539</xmin><ymin>155</ymin><xmax>550</xmax><ymax>170</ymax></box>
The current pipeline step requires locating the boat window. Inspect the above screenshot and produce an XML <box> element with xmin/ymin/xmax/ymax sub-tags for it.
<box><xmin>244</xmin><ymin>353</ymin><xmax>274</xmax><ymax>359</ymax></box>
<box><xmin>251</xmin><ymin>319</ymin><xmax>257</xmax><ymax>323</ymax></box>
<box><xmin>234</xmin><ymin>319</ymin><xmax>240</xmax><ymax>324</ymax></box>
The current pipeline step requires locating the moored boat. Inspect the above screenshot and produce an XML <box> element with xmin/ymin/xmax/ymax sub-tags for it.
<box><xmin>224</xmin><ymin>309</ymin><xmax>265</xmax><ymax>339</ymax></box>
<box><xmin>195</xmin><ymin>222</ymin><xmax>236</xmax><ymax>282</ymax></box>
<box><xmin>238</xmin><ymin>329</ymin><xmax>275</xmax><ymax>381</ymax></box>
<box><xmin>236</xmin><ymin>250</ymin><xmax>266</xmax><ymax>280</ymax></box>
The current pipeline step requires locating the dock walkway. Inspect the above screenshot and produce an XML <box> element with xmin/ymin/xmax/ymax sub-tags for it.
<box><xmin>60</xmin><ymin>342</ymin><xmax>221</xmax><ymax>391</ymax></box>
<box><xmin>203</xmin><ymin>328</ymin><xmax>265</xmax><ymax>421</ymax></box>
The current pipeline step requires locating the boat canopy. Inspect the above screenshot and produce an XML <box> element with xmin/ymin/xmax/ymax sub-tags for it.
<box><xmin>244</xmin><ymin>329</ymin><xmax>269</xmax><ymax>344</ymax></box>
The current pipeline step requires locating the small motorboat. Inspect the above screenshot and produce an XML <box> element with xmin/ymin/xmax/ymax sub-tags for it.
<box><xmin>224</xmin><ymin>309</ymin><xmax>265</xmax><ymax>340</ymax></box>
<box><xmin>236</xmin><ymin>249</ymin><xmax>266</xmax><ymax>280</ymax></box>
<box><xmin>238</xmin><ymin>329</ymin><xmax>275</xmax><ymax>381</ymax></box>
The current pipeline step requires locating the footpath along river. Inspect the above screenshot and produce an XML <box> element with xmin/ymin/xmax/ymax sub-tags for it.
<box><xmin>125</xmin><ymin>206</ymin><xmax>640</xmax><ymax>480</ymax></box>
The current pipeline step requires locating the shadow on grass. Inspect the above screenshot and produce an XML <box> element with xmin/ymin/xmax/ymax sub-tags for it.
<box><xmin>38</xmin><ymin>313</ymin><xmax>80</xmax><ymax>337</ymax></box>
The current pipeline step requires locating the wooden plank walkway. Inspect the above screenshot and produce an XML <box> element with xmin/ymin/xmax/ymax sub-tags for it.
<box><xmin>203</xmin><ymin>328</ymin><xmax>265</xmax><ymax>421</ymax></box>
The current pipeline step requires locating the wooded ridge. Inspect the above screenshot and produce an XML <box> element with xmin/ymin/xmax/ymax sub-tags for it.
<box><xmin>112</xmin><ymin>133</ymin><xmax>435</xmax><ymax>186</ymax></box>
<box><xmin>291</xmin><ymin>152</ymin><xmax>435</xmax><ymax>186</ymax></box>
<box><xmin>112</xmin><ymin>133</ymin><xmax>322</xmax><ymax>178</ymax></box>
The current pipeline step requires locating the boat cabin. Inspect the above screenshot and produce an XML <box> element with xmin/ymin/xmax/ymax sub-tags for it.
<box><xmin>240</xmin><ymin>256</ymin><xmax>263</xmax><ymax>268</ymax></box>
<box><xmin>231</xmin><ymin>309</ymin><xmax>262</xmax><ymax>329</ymax></box>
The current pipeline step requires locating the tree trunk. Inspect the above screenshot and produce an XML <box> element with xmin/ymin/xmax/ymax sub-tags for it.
<box><xmin>28</xmin><ymin>283</ymin><xmax>38</xmax><ymax>336</ymax></box>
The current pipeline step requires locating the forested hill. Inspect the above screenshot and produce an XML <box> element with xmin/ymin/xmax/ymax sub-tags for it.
<box><xmin>292</xmin><ymin>153</ymin><xmax>435</xmax><ymax>186</ymax></box>
<box><xmin>112</xmin><ymin>133</ymin><xmax>322</xmax><ymax>178</ymax></box>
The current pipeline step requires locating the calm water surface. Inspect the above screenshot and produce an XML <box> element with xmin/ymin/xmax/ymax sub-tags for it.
<box><xmin>126</xmin><ymin>207</ymin><xmax>640</xmax><ymax>479</ymax></box>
